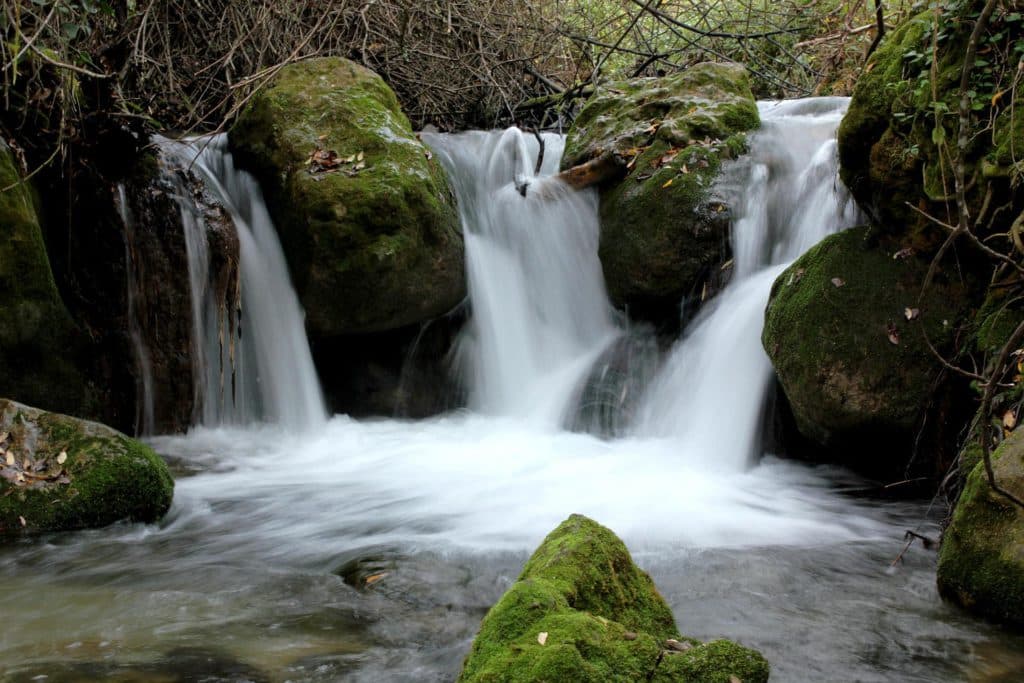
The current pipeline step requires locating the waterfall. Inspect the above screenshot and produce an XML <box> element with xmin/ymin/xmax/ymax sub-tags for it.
<box><xmin>635</xmin><ymin>97</ymin><xmax>862</xmax><ymax>468</ymax></box>
<box><xmin>155</xmin><ymin>135</ymin><xmax>326</xmax><ymax>431</ymax></box>
<box><xmin>422</xmin><ymin>129</ymin><xmax>621</xmax><ymax>426</ymax></box>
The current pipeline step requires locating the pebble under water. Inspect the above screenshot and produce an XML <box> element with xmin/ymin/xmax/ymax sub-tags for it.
<box><xmin>1</xmin><ymin>417</ymin><xmax>1023</xmax><ymax>682</ymax></box>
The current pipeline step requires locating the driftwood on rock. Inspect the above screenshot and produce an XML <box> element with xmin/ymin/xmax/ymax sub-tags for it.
<box><xmin>518</xmin><ymin>151</ymin><xmax>628</xmax><ymax>199</ymax></box>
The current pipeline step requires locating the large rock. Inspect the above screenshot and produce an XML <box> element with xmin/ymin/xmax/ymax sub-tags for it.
<box><xmin>762</xmin><ymin>226</ymin><xmax>970</xmax><ymax>477</ymax></box>
<box><xmin>0</xmin><ymin>399</ymin><xmax>173</xmax><ymax>536</ymax></box>
<box><xmin>0</xmin><ymin>142</ymin><xmax>97</xmax><ymax>418</ymax></box>
<box><xmin>937</xmin><ymin>429</ymin><xmax>1024</xmax><ymax>626</ymax></box>
<box><xmin>230</xmin><ymin>57</ymin><xmax>464</xmax><ymax>337</ymax></box>
<box><xmin>458</xmin><ymin>514</ymin><xmax>769</xmax><ymax>682</ymax></box>
<box><xmin>838</xmin><ymin>3</ymin><xmax>1024</xmax><ymax>251</ymax></box>
<box><xmin>562</xmin><ymin>63</ymin><xmax>760</xmax><ymax>324</ymax></box>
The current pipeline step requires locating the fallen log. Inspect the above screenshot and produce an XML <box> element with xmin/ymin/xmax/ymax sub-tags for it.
<box><xmin>555</xmin><ymin>151</ymin><xmax>628</xmax><ymax>190</ymax></box>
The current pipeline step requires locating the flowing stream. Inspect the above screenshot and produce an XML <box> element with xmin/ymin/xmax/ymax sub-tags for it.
<box><xmin>2</xmin><ymin>103</ymin><xmax>1023</xmax><ymax>682</ymax></box>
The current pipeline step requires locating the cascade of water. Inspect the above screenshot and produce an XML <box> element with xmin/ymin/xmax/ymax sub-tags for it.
<box><xmin>115</xmin><ymin>184</ymin><xmax>157</xmax><ymax>435</ymax></box>
<box><xmin>635</xmin><ymin>97</ymin><xmax>861</xmax><ymax>468</ymax></box>
<box><xmin>422</xmin><ymin>129</ymin><xmax>621</xmax><ymax>426</ymax></box>
<box><xmin>155</xmin><ymin>135</ymin><xmax>326</xmax><ymax>431</ymax></box>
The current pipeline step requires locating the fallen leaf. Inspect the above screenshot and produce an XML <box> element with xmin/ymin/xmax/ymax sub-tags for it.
<box><xmin>893</xmin><ymin>247</ymin><xmax>915</xmax><ymax>260</ymax></box>
<box><xmin>623</xmin><ymin>631</ymin><xmax>638</xmax><ymax>641</ymax></box>
<box><xmin>831</xmin><ymin>277</ymin><xmax>845</xmax><ymax>288</ymax></box>
<box><xmin>22</xmin><ymin>458</ymin><xmax>29</xmax><ymax>470</ymax></box>
<box><xmin>356</xmin><ymin>151</ymin><xmax>365</xmax><ymax>162</ymax></box>
<box><xmin>887</xmin><ymin>322</ymin><xmax>900</xmax><ymax>345</ymax></box>
<box><xmin>424</xmin><ymin>150</ymin><xmax>433</xmax><ymax>160</ymax></box>
<box><xmin>318</xmin><ymin>134</ymin><xmax>328</xmax><ymax>141</ymax></box>
<box><xmin>1004</xmin><ymin>409</ymin><xmax>1017</xmax><ymax>431</ymax></box>
<box><xmin>904</xmin><ymin>307</ymin><xmax>920</xmax><ymax>321</ymax></box>
<box><xmin>57</xmin><ymin>451</ymin><xmax>67</xmax><ymax>465</ymax></box>
<box><xmin>19</xmin><ymin>516</ymin><xmax>26</xmax><ymax>527</ymax></box>
<box><xmin>364</xmin><ymin>572</ymin><xmax>388</xmax><ymax>586</ymax></box>
<box><xmin>4</xmin><ymin>452</ymin><xmax>13</xmax><ymax>467</ymax></box>
<box><xmin>537</xmin><ymin>632</ymin><xmax>548</xmax><ymax>645</ymax></box>
<box><xmin>729</xmin><ymin>676</ymin><xmax>743</xmax><ymax>683</ymax></box>
<box><xmin>354</xmin><ymin>161</ymin><xmax>366</xmax><ymax>171</ymax></box>
<box><xmin>0</xmin><ymin>431</ymin><xmax>8</xmax><ymax>443</ymax></box>
<box><xmin>680</xmin><ymin>164</ymin><xmax>689</xmax><ymax>174</ymax></box>
<box><xmin>662</xmin><ymin>178</ymin><xmax>673</xmax><ymax>188</ymax></box>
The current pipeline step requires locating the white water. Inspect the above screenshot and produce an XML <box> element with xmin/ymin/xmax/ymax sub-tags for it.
<box><xmin>155</xmin><ymin>135</ymin><xmax>326</xmax><ymax>431</ymax></box>
<box><xmin>636</xmin><ymin>98</ymin><xmax>862</xmax><ymax>470</ymax></box>
<box><xmin>422</xmin><ymin>130</ymin><xmax>621</xmax><ymax>426</ymax></box>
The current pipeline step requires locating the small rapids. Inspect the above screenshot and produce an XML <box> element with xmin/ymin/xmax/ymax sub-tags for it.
<box><xmin>2</xmin><ymin>100</ymin><xmax>1022</xmax><ymax>682</ymax></box>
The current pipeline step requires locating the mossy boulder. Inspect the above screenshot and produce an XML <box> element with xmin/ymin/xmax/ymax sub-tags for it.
<box><xmin>230</xmin><ymin>57</ymin><xmax>463</xmax><ymax>337</ymax></box>
<box><xmin>458</xmin><ymin>514</ymin><xmax>769</xmax><ymax>683</ymax></box>
<box><xmin>562</xmin><ymin>63</ymin><xmax>760</xmax><ymax>323</ymax></box>
<box><xmin>0</xmin><ymin>399</ymin><xmax>173</xmax><ymax>536</ymax></box>
<box><xmin>762</xmin><ymin>226</ymin><xmax>970</xmax><ymax>476</ymax></box>
<box><xmin>0</xmin><ymin>141</ymin><xmax>96</xmax><ymax>418</ymax></box>
<box><xmin>937</xmin><ymin>428</ymin><xmax>1024</xmax><ymax>626</ymax></box>
<box><xmin>838</xmin><ymin>3</ymin><xmax>1024</xmax><ymax>251</ymax></box>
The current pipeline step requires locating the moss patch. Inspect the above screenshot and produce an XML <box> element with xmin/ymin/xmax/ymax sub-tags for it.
<box><xmin>937</xmin><ymin>428</ymin><xmax>1024</xmax><ymax>626</ymax></box>
<box><xmin>0</xmin><ymin>142</ymin><xmax>94</xmax><ymax>417</ymax></box>
<box><xmin>458</xmin><ymin>514</ymin><xmax>769</xmax><ymax>682</ymax></box>
<box><xmin>0</xmin><ymin>399</ymin><xmax>173</xmax><ymax>537</ymax></box>
<box><xmin>562</xmin><ymin>64</ymin><xmax>759</xmax><ymax>323</ymax></box>
<box><xmin>230</xmin><ymin>57</ymin><xmax>464</xmax><ymax>337</ymax></box>
<box><xmin>762</xmin><ymin>226</ymin><xmax>969</xmax><ymax>476</ymax></box>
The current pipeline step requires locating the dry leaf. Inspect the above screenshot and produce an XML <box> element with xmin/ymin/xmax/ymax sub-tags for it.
<box><xmin>680</xmin><ymin>164</ymin><xmax>689</xmax><ymax>174</ymax></box>
<box><xmin>904</xmin><ymin>307</ymin><xmax>920</xmax><ymax>321</ymax></box>
<box><xmin>893</xmin><ymin>247</ymin><xmax>915</xmax><ymax>260</ymax></box>
<box><xmin>318</xmin><ymin>134</ymin><xmax>328</xmax><ymax>141</ymax></box>
<box><xmin>19</xmin><ymin>516</ymin><xmax>26</xmax><ymax>527</ymax></box>
<box><xmin>537</xmin><ymin>632</ymin><xmax>548</xmax><ymax>645</ymax></box>
<box><xmin>729</xmin><ymin>676</ymin><xmax>743</xmax><ymax>683</ymax></box>
<box><xmin>662</xmin><ymin>178</ymin><xmax>673</xmax><ymax>189</ymax></box>
<box><xmin>364</xmin><ymin>572</ymin><xmax>388</xmax><ymax>586</ymax></box>
<box><xmin>0</xmin><ymin>431</ymin><xmax>8</xmax><ymax>443</ymax></box>
<box><xmin>4</xmin><ymin>452</ymin><xmax>13</xmax><ymax>467</ymax></box>
<box><xmin>424</xmin><ymin>150</ymin><xmax>433</xmax><ymax>160</ymax></box>
<box><xmin>22</xmin><ymin>458</ymin><xmax>29</xmax><ymax>470</ymax></box>
<box><xmin>57</xmin><ymin>451</ymin><xmax>67</xmax><ymax>465</ymax></box>
<box><xmin>831</xmin><ymin>277</ymin><xmax>845</xmax><ymax>288</ymax></box>
<box><xmin>887</xmin><ymin>322</ymin><xmax>900</xmax><ymax>345</ymax></box>
<box><xmin>356</xmin><ymin>151</ymin><xmax>365</xmax><ymax>162</ymax></box>
<box><xmin>1004</xmin><ymin>409</ymin><xmax>1017</xmax><ymax>431</ymax></box>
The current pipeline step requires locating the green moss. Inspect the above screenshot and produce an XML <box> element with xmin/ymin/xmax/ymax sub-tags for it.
<box><xmin>937</xmin><ymin>429</ymin><xmax>1024</xmax><ymax>626</ymax></box>
<box><xmin>458</xmin><ymin>515</ymin><xmax>769</xmax><ymax>683</ymax></box>
<box><xmin>230</xmin><ymin>57</ymin><xmax>464</xmax><ymax>337</ymax></box>
<box><xmin>0</xmin><ymin>400</ymin><xmax>173</xmax><ymax>537</ymax></box>
<box><xmin>562</xmin><ymin>63</ymin><xmax>759</xmax><ymax>320</ymax></box>
<box><xmin>762</xmin><ymin>226</ymin><xmax>969</xmax><ymax>473</ymax></box>
<box><xmin>0</xmin><ymin>142</ymin><xmax>94</xmax><ymax>416</ymax></box>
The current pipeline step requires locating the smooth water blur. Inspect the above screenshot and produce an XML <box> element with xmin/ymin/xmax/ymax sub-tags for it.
<box><xmin>156</xmin><ymin>135</ymin><xmax>326</xmax><ymax>431</ymax></box>
<box><xmin>1</xmin><ymin>418</ymin><xmax>1022</xmax><ymax>682</ymax></box>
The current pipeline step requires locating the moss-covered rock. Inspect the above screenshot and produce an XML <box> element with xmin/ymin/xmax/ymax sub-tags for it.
<box><xmin>937</xmin><ymin>428</ymin><xmax>1024</xmax><ymax>626</ymax></box>
<box><xmin>0</xmin><ymin>399</ymin><xmax>173</xmax><ymax>536</ymax></box>
<box><xmin>229</xmin><ymin>57</ymin><xmax>463</xmax><ymax>337</ymax></box>
<box><xmin>0</xmin><ymin>142</ymin><xmax>96</xmax><ymax>418</ymax></box>
<box><xmin>838</xmin><ymin>3</ymin><xmax>1024</xmax><ymax>251</ymax></box>
<box><xmin>562</xmin><ymin>63</ymin><xmax>760</xmax><ymax>323</ymax></box>
<box><xmin>458</xmin><ymin>514</ymin><xmax>769</xmax><ymax>683</ymax></box>
<box><xmin>762</xmin><ymin>226</ymin><xmax>970</xmax><ymax>476</ymax></box>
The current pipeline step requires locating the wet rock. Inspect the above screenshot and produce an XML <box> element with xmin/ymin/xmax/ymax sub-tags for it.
<box><xmin>229</xmin><ymin>57</ymin><xmax>464</xmax><ymax>339</ymax></box>
<box><xmin>762</xmin><ymin>226</ymin><xmax>970</xmax><ymax>478</ymax></box>
<box><xmin>0</xmin><ymin>140</ymin><xmax>97</xmax><ymax>419</ymax></box>
<box><xmin>562</xmin><ymin>63</ymin><xmax>760</xmax><ymax>326</ymax></box>
<box><xmin>937</xmin><ymin>429</ymin><xmax>1024</xmax><ymax>627</ymax></box>
<box><xmin>0</xmin><ymin>399</ymin><xmax>173</xmax><ymax>536</ymax></box>
<box><xmin>457</xmin><ymin>514</ymin><xmax>769</xmax><ymax>682</ymax></box>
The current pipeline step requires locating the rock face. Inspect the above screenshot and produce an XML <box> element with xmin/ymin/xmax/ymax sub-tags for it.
<box><xmin>762</xmin><ymin>226</ymin><xmax>969</xmax><ymax>477</ymax></box>
<box><xmin>937</xmin><ymin>429</ymin><xmax>1024</xmax><ymax>626</ymax></box>
<box><xmin>0</xmin><ymin>142</ymin><xmax>97</xmax><ymax>419</ymax></box>
<box><xmin>229</xmin><ymin>57</ymin><xmax>464</xmax><ymax>338</ymax></box>
<box><xmin>838</xmin><ymin>3</ymin><xmax>1024</xmax><ymax>251</ymax></box>
<box><xmin>458</xmin><ymin>514</ymin><xmax>769</xmax><ymax>683</ymax></box>
<box><xmin>0</xmin><ymin>399</ymin><xmax>173</xmax><ymax>536</ymax></box>
<box><xmin>562</xmin><ymin>63</ymin><xmax>760</xmax><ymax>324</ymax></box>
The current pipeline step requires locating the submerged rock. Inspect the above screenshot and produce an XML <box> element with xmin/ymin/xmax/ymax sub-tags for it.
<box><xmin>762</xmin><ymin>226</ymin><xmax>969</xmax><ymax>478</ymax></box>
<box><xmin>937</xmin><ymin>429</ymin><xmax>1024</xmax><ymax>626</ymax></box>
<box><xmin>229</xmin><ymin>57</ymin><xmax>464</xmax><ymax>338</ymax></box>
<box><xmin>562</xmin><ymin>63</ymin><xmax>760</xmax><ymax>325</ymax></box>
<box><xmin>458</xmin><ymin>514</ymin><xmax>769</xmax><ymax>682</ymax></box>
<box><xmin>0</xmin><ymin>399</ymin><xmax>173</xmax><ymax>536</ymax></box>
<box><xmin>0</xmin><ymin>141</ymin><xmax>97</xmax><ymax>419</ymax></box>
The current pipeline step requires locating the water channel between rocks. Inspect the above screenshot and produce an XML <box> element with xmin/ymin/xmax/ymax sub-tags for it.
<box><xmin>2</xmin><ymin>99</ymin><xmax>1023</xmax><ymax>682</ymax></box>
